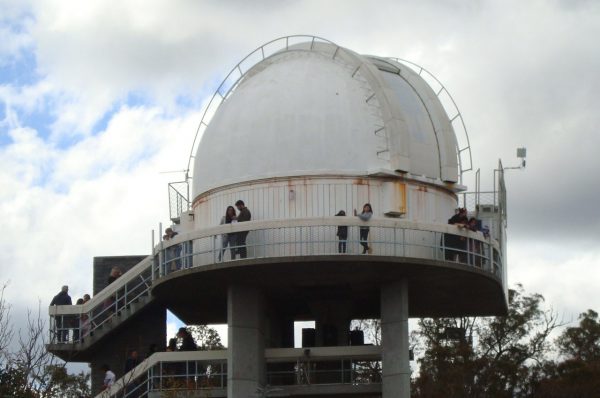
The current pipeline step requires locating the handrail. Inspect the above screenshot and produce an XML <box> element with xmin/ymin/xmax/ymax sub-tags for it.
<box><xmin>48</xmin><ymin>256</ymin><xmax>154</xmax><ymax>344</ymax></box>
<box><xmin>160</xmin><ymin>216</ymin><xmax>498</xmax><ymax>252</ymax></box>
<box><xmin>98</xmin><ymin>346</ymin><xmax>382</xmax><ymax>398</ymax></box>
<box><xmin>48</xmin><ymin>255</ymin><xmax>153</xmax><ymax>316</ymax></box>
<box><xmin>154</xmin><ymin>217</ymin><xmax>503</xmax><ymax>285</ymax></box>
<box><xmin>98</xmin><ymin>350</ymin><xmax>228</xmax><ymax>398</ymax></box>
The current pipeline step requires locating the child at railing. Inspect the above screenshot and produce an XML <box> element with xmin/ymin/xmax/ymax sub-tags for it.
<box><xmin>335</xmin><ymin>210</ymin><xmax>348</xmax><ymax>253</ymax></box>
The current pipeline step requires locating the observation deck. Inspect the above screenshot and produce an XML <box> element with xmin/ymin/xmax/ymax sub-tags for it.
<box><xmin>47</xmin><ymin>216</ymin><xmax>505</xmax><ymax>354</ymax></box>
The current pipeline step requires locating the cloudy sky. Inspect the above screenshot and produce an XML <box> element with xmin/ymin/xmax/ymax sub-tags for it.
<box><xmin>1</xmin><ymin>0</ymin><xmax>599</xmax><ymax>351</ymax></box>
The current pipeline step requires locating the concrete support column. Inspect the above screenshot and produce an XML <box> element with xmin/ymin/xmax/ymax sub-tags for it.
<box><xmin>381</xmin><ymin>279</ymin><xmax>410</xmax><ymax>398</ymax></box>
<box><xmin>227</xmin><ymin>285</ymin><xmax>265</xmax><ymax>397</ymax></box>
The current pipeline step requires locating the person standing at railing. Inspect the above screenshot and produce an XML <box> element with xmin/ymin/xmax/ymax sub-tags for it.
<box><xmin>72</xmin><ymin>298</ymin><xmax>83</xmax><ymax>342</ymax></box>
<box><xmin>445</xmin><ymin>208</ymin><xmax>468</xmax><ymax>262</ymax></box>
<box><xmin>163</xmin><ymin>228</ymin><xmax>182</xmax><ymax>271</ymax></box>
<box><xmin>354</xmin><ymin>204</ymin><xmax>373</xmax><ymax>254</ymax></box>
<box><xmin>102</xmin><ymin>364</ymin><xmax>116</xmax><ymax>390</ymax></box>
<box><xmin>124</xmin><ymin>349</ymin><xmax>141</xmax><ymax>373</ymax></box>
<box><xmin>102</xmin><ymin>266</ymin><xmax>123</xmax><ymax>323</ymax></box>
<box><xmin>219</xmin><ymin>206</ymin><xmax>237</xmax><ymax>261</ymax></box>
<box><xmin>467</xmin><ymin>217</ymin><xmax>483</xmax><ymax>267</ymax></box>
<box><xmin>335</xmin><ymin>210</ymin><xmax>348</xmax><ymax>253</ymax></box>
<box><xmin>50</xmin><ymin>285</ymin><xmax>72</xmax><ymax>342</ymax></box>
<box><xmin>235</xmin><ymin>200</ymin><xmax>252</xmax><ymax>259</ymax></box>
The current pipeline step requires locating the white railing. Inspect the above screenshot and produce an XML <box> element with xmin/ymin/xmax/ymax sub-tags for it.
<box><xmin>49</xmin><ymin>217</ymin><xmax>503</xmax><ymax>346</ymax></box>
<box><xmin>155</xmin><ymin>217</ymin><xmax>502</xmax><ymax>279</ymax></box>
<box><xmin>96</xmin><ymin>346</ymin><xmax>382</xmax><ymax>398</ymax></box>
<box><xmin>266</xmin><ymin>346</ymin><xmax>382</xmax><ymax>387</ymax></box>
<box><xmin>48</xmin><ymin>256</ymin><xmax>154</xmax><ymax>345</ymax></box>
<box><xmin>96</xmin><ymin>350</ymin><xmax>228</xmax><ymax>398</ymax></box>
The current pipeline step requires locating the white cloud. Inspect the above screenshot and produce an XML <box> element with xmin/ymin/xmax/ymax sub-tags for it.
<box><xmin>509</xmin><ymin>242</ymin><xmax>600</xmax><ymax>319</ymax></box>
<box><xmin>0</xmin><ymin>105</ymin><xmax>199</xmax><ymax>312</ymax></box>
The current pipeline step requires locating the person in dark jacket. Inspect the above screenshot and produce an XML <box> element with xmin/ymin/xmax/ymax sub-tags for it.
<box><xmin>335</xmin><ymin>210</ymin><xmax>348</xmax><ymax>253</ymax></box>
<box><xmin>124</xmin><ymin>349</ymin><xmax>140</xmax><ymax>373</ymax></box>
<box><xmin>445</xmin><ymin>208</ymin><xmax>468</xmax><ymax>262</ymax></box>
<box><xmin>177</xmin><ymin>327</ymin><xmax>197</xmax><ymax>351</ymax></box>
<box><xmin>234</xmin><ymin>200</ymin><xmax>252</xmax><ymax>259</ymax></box>
<box><xmin>50</xmin><ymin>286</ymin><xmax>72</xmax><ymax>342</ymax></box>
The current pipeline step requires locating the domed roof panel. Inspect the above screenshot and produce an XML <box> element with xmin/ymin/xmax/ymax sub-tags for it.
<box><xmin>379</xmin><ymin>70</ymin><xmax>441</xmax><ymax>179</ymax></box>
<box><xmin>193</xmin><ymin>51</ymin><xmax>387</xmax><ymax>196</ymax></box>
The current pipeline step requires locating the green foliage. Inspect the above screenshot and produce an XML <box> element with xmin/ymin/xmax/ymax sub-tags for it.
<box><xmin>187</xmin><ymin>325</ymin><xmax>225</xmax><ymax>350</ymax></box>
<box><xmin>413</xmin><ymin>285</ymin><xmax>561</xmax><ymax>398</ymax></box>
<box><xmin>44</xmin><ymin>365</ymin><xmax>91</xmax><ymax>398</ymax></box>
<box><xmin>532</xmin><ymin>310</ymin><xmax>600</xmax><ymax>397</ymax></box>
<box><xmin>557</xmin><ymin>310</ymin><xmax>600</xmax><ymax>361</ymax></box>
<box><xmin>0</xmin><ymin>365</ymin><xmax>37</xmax><ymax>398</ymax></box>
<box><xmin>0</xmin><ymin>281</ymin><xmax>91</xmax><ymax>398</ymax></box>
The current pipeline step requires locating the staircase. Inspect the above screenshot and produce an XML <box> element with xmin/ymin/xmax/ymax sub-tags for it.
<box><xmin>47</xmin><ymin>255</ymin><xmax>156</xmax><ymax>358</ymax></box>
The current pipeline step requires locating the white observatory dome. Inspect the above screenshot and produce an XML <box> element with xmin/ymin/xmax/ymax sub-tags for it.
<box><xmin>192</xmin><ymin>41</ymin><xmax>459</xmax><ymax>199</ymax></box>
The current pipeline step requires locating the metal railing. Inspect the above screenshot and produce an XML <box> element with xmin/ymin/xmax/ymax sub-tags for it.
<box><xmin>266</xmin><ymin>346</ymin><xmax>382</xmax><ymax>387</ymax></box>
<box><xmin>96</xmin><ymin>351</ymin><xmax>228</xmax><ymax>398</ymax></box>
<box><xmin>49</xmin><ymin>218</ymin><xmax>503</xmax><ymax>346</ymax></box>
<box><xmin>155</xmin><ymin>217</ymin><xmax>502</xmax><ymax>280</ymax></box>
<box><xmin>48</xmin><ymin>256</ymin><xmax>154</xmax><ymax>345</ymax></box>
<box><xmin>96</xmin><ymin>346</ymin><xmax>382</xmax><ymax>398</ymax></box>
<box><xmin>168</xmin><ymin>181</ymin><xmax>189</xmax><ymax>223</ymax></box>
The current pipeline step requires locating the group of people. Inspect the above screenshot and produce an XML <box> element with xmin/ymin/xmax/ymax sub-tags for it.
<box><xmin>50</xmin><ymin>265</ymin><xmax>126</xmax><ymax>343</ymax></box>
<box><xmin>335</xmin><ymin>203</ymin><xmax>373</xmax><ymax>254</ymax></box>
<box><xmin>445</xmin><ymin>207</ymin><xmax>488</xmax><ymax>265</ymax></box>
<box><xmin>50</xmin><ymin>286</ymin><xmax>92</xmax><ymax>342</ymax></box>
<box><xmin>218</xmin><ymin>200</ymin><xmax>252</xmax><ymax>261</ymax></box>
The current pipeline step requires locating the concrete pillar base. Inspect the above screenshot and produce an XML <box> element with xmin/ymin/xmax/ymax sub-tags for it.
<box><xmin>381</xmin><ymin>279</ymin><xmax>410</xmax><ymax>398</ymax></box>
<box><xmin>227</xmin><ymin>285</ymin><xmax>265</xmax><ymax>397</ymax></box>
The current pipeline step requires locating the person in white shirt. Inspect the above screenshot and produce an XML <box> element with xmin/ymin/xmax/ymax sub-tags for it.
<box><xmin>102</xmin><ymin>364</ymin><xmax>116</xmax><ymax>390</ymax></box>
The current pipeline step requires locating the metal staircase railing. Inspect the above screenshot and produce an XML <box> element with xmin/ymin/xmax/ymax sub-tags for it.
<box><xmin>96</xmin><ymin>346</ymin><xmax>382</xmax><ymax>398</ymax></box>
<box><xmin>48</xmin><ymin>255</ymin><xmax>154</xmax><ymax>346</ymax></box>
<box><xmin>95</xmin><ymin>350</ymin><xmax>228</xmax><ymax>398</ymax></box>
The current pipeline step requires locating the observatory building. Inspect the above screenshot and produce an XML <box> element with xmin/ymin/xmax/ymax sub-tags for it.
<box><xmin>48</xmin><ymin>36</ymin><xmax>508</xmax><ymax>398</ymax></box>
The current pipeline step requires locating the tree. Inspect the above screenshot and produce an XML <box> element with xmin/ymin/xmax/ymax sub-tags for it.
<box><xmin>350</xmin><ymin>319</ymin><xmax>383</xmax><ymax>383</ymax></box>
<box><xmin>188</xmin><ymin>325</ymin><xmax>225</xmax><ymax>350</ymax></box>
<box><xmin>412</xmin><ymin>285</ymin><xmax>561</xmax><ymax>398</ymax></box>
<box><xmin>532</xmin><ymin>310</ymin><xmax>600</xmax><ymax>397</ymax></box>
<box><xmin>557</xmin><ymin>309</ymin><xmax>600</xmax><ymax>362</ymax></box>
<box><xmin>0</xmin><ymin>282</ymin><xmax>91</xmax><ymax>397</ymax></box>
<box><xmin>412</xmin><ymin>317</ymin><xmax>479</xmax><ymax>397</ymax></box>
